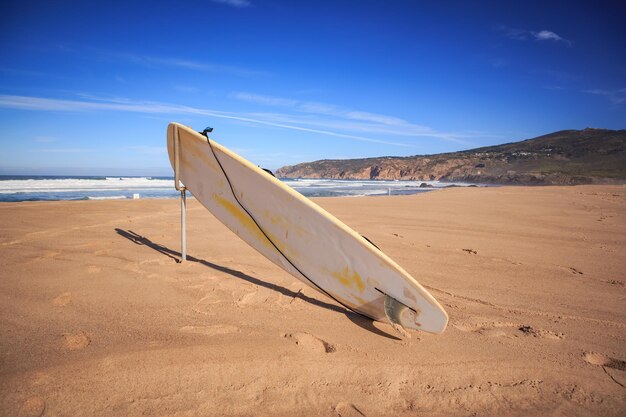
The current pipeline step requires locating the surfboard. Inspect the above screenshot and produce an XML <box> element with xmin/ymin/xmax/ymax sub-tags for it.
<box><xmin>167</xmin><ymin>123</ymin><xmax>448</xmax><ymax>333</ymax></box>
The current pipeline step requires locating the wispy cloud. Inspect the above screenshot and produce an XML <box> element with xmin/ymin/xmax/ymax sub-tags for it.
<box><xmin>117</xmin><ymin>53</ymin><xmax>269</xmax><ymax>77</ymax></box>
<box><xmin>211</xmin><ymin>0</ymin><xmax>251</xmax><ymax>7</ymax></box>
<box><xmin>124</xmin><ymin>146</ymin><xmax>167</xmax><ymax>155</ymax></box>
<box><xmin>34</xmin><ymin>136</ymin><xmax>56</xmax><ymax>143</ymax></box>
<box><xmin>531</xmin><ymin>68</ymin><xmax>580</xmax><ymax>84</ymax></box>
<box><xmin>173</xmin><ymin>85</ymin><xmax>200</xmax><ymax>94</ymax></box>
<box><xmin>531</xmin><ymin>67</ymin><xmax>581</xmax><ymax>94</ymax></box>
<box><xmin>35</xmin><ymin>148</ymin><xmax>97</xmax><ymax>153</ymax></box>
<box><xmin>0</xmin><ymin>94</ymin><xmax>419</xmax><ymax>148</ymax></box>
<box><xmin>583</xmin><ymin>88</ymin><xmax>626</xmax><ymax>105</ymax></box>
<box><xmin>533</xmin><ymin>30</ymin><xmax>564</xmax><ymax>42</ymax></box>
<box><xmin>232</xmin><ymin>150</ymin><xmax>310</xmax><ymax>165</ymax></box>
<box><xmin>0</xmin><ymin>67</ymin><xmax>69</xmax><ymax>80</ymax></box>
<box><xmin>87</xmin><ymin>48</ymin><xmax>268</xmax><ymax>77</ymax></box>
<box><xmin>232</xmin><ymin>91</ymin><xmax>475</xmax><ymax>144</ymax></box>
<box><xmin>498</xmin><ymin>26</ymin><xmax>572</xmax><ymax>46</ymax></box>
<box><xmin>345</xmin><ymin>111</ymin><xmax>407</xmax><ymax>126</ymax></box>
<box><xmin>543</xmin><ymin>85</ymin><xmax>566</xmax><ymax>91</ymax></box>
<box><xmin>48</xmin><ymin>44</ymin><xmax>268</xmax><ymax>78</ymax></box>
<box><xmin>499</xmin><ymin>26</ymin><xmax>530</xmax><ymax>41</ymax></box>
<box><xmin>232</xmin><ymin>92</ymin><xmax>298</xmax><ymax>107</ymax></box>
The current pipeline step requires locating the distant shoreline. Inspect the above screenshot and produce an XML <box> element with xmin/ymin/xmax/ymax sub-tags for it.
<box><xmin>0</xmin><ymin>176</ymin><xmax>478</xmax><ymax>202</ymax></box>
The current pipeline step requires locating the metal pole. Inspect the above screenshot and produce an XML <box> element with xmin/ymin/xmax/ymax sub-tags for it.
<box><xmin>180</xmin><ymin>188</ymin><xmax>187</xmax><ymax>262</ymax></box>
<box><xmin>173</xmin><ymin>125</ymin><xmax>187</xmax><ymax>263</ymax></box>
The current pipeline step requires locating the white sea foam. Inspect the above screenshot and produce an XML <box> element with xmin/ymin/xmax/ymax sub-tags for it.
<box><xmin>0</xmin><ymin>177</ymin><xmax>172</xmax><ymax>194</ymax></box>
<box><xmin>0</xmin><ymin>176</ymin><xmax>479</xmax><ymax>201</ymax></box>
<box><xmin>282</xmin><ymin>178</ymin><xmax>472</xmax><ymax>189</ymax></box>
<box><xmin>86</xmin><ymin>195</ymin><xmax>128</xmax><ymax>200</ymax></box>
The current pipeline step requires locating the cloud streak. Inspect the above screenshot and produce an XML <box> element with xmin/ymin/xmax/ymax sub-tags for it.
<box><xmin>34</xmin><ymin>136</ymin><xmax>56</xmax><ymax>143</ymax></box>
<box><xmin>211</xmin><ymin>0</ymin><xmax>251</xmax><ymax>7</ymax></box>
<box><xmin>0</xmin><ymin>94</ymin><xmax>420</xmax><ymax>148</ymax></box>
<box><xmin>83</xmin><ymin>47</ymin><xmax>268</xmax><ymax>77</ymax></box>
<box><xmin>232</xmin><ymin>91</ymin><xmax>474</xmax><ymax>144</ymax></box>
<box><xmin>232</xmin><ymin>92</ymin><xmax>298</xmax><ymax>107</ymax></box>
<box><xmin>533</xmin><ymin>30</ymin><xmax>565</xmax><ymax>42</ymax></box>
<box><xmin>35</xmin><ymin>148</ymin><xmax>97</xmax><ymax>153</ymax></box>
<box><xmin>499</xmin><ymin>26</ymin><xmax>572</xmax><ymax>46</ymax></box>
<box><xmin>115</xmin><ymin>53</ymin><xmax>269</xmax><ymax>77</ymax></box>
<box><xmin>583</xmin><ymin>87</ymin><xmax>626</xmax><ymax>105</ymax></box>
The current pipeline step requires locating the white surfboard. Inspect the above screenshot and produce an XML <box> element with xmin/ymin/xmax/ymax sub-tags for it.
<box><xmin>167</xmin><ymin>123</ymin><xmax>448</xmax><ymax>333</ymax></box>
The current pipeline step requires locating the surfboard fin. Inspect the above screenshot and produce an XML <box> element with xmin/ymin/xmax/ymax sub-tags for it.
<box><xmin>261</xmin><ymin>167</ymin><xmax>276</xmax><ymax>177</ymax></box>
<box><xmin>384</xmin><ymin>294</ymin><xmax>412</xmax><ymax>338</ymax></box>
<box><xmin>361</xmin><ymin>235</ymin><xmax>381</xmax><ymax>250</ymax></box>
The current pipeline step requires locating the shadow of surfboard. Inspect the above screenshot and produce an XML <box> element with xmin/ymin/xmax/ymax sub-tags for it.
<box><xmin>114</xmin><ymin>228</ymin><xmax>400</xmax><ymax>341</ymax></box>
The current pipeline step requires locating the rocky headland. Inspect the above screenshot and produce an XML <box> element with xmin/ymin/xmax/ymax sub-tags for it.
<box><xmin>276</xmin><ymin>128</ymin><xmax>626</xmax><ymax>185</ymax></box>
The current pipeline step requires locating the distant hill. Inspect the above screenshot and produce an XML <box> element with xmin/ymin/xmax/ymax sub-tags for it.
<box><xmin>276</xmin><ymin>128</ymin><xmax>626</xmax><ymax>185</ymax></box>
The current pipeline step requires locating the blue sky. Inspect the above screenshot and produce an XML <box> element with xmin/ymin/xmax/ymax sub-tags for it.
<box><xmin>0</xmin><ymin>0</ymin><xmax>624</xmax><ymax>175</ymax></box>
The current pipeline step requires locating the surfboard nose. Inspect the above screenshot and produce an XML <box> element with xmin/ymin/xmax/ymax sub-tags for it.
<box><xmin>417</xmin><ymin>305</ymin><xmax>449</xmax><ymax>334</ymax></box>
<box><xmin>384</xmin><ymin>294</ymin><xmax>448</xmax><ymax>334</ymax></box>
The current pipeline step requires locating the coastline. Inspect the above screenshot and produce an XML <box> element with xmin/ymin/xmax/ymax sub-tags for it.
<box><xmin>0</xmin><ymin>176</ymin><xmax>479</xmax><ymax>202</ymax></box>
<box><xmin>1</xmin><ymin>185</ymin><xmax>624</xmax><ymax>416</ymax></box>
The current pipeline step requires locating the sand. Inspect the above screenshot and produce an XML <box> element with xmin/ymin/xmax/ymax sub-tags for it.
<box><xmin>0</xmin><ymin>185</ymin><xmax>624</xmax><ymax>416</ymax></box>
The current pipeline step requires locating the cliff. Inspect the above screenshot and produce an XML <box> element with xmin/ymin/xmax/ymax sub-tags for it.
<box><xmin>276</xmin><ymin>128</ymin><xmax>626</xmax><ymax>185</ymax></box>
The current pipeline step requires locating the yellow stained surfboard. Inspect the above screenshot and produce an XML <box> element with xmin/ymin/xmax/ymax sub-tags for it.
<box><xmin>167</xmin><ymin>123</ymin><xmax>448</xmax><ymax>333</ymax></box>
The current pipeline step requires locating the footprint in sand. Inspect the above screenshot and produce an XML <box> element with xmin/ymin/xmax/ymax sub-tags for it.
<box><xmin>454</xmin><ymin>322</ymin><xmax>564</xmax><ymax>340</ymax></box>
<box><xmin>583</xmin><ymin>352</ymin><xmax>626</xmax><ymax>387</ymax></box>
<box><xmin>489</xmin><ymin>257</ymin><xmax>523</xmax><ymax>266</ymax></box>
<box><xmin>138</xmin><ymin>259</ymin><xmax>164</xmax><ymax>266</ymax></box>
<box><xmin>603</xmin><ymin>279</ymin><xmax>625</xmax><ymax>288</ymax></box>
<box><xmin>40</xmin><ymin>250</ymin><xmax>60</xmax><ymax>260</ymax></box>
<box><xmin>556</xmin><ymin>265</ymin><xmax>584</xmax><ymax>275</ymax></box>
<box><xmin>453</xmin><ymin>321</ymin><xmax>517</xmax><ymax>337</ymax></box>
<box><xmin>583</xmin><ymin>352</ymin><xmax>626</xmax><ymax>371</ymax></box>
<box><xmin>52</xmin><ymin>292</ymin><xmax>71</xmax><ymax>306</ymax></box>
<box><xmin>17</xmin><ymin>397</ymin><xmax>46</xmax><ymax>417</ymax></box>
<box><xmin>236</xmin><ymin>290</ymin><xmax>270</xmax><ymax>307</ymax></box>
<box><xmin>179</xmin><ymin>325</ymin><xmax>239</xmax><ymax>336</ymax></box>
<box><xmin>518</xmin><ymin>325</ymin><xmax>564</xmax><ymax>340</ymax></box>
<box><xmin>192</xmin><ymin>290</ymin><xmax>231</xmax><ymax>315</ymax></box>
<box><xmin>62</xmin><ymin>331</ymin><xmax>91</xmax><ymax>350</ymax></box>
<box><xmin>87</xmin><ymin>265</ymin><xmax>102</xmax><ymax>274</ymax></box>
<box><xmin>283</xmin><ymin>332</ymin><xmax>336</xmax><ymax>353</ymax></box>
<box><xmin>334</xmin><ymin>402</ymin><xmax>366</xmax><ymax>417</ymax></box>
<box><xmin>477</xmin><ymin>328</ymin><xmax>508</xmax><ymax>338</ymax></box>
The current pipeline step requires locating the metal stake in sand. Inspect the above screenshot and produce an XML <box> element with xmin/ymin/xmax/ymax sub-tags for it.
<box><xmin>173</xmin><ymin>125</ymin><xmax>187</xmax><ymax>262</ymax></box>
<box><xmin>180</xmin><ymin>188</ymin><xmax>186</xmax><ymax>262</ymax></box>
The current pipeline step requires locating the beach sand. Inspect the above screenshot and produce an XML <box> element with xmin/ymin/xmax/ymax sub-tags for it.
<box><xmin>1</xmin><ymin>185</ymin><xmax>624</xmax><ymax>416</ymax></box>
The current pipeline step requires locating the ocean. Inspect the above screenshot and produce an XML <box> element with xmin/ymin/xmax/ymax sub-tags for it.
<box><xmin>0</xmin><ymin>175</ymin><xmax>477</xmax><ymax>202</ymax></box>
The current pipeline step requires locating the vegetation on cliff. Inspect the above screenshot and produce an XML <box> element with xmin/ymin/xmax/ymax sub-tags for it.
<box><xmin>276</xmin><ymin>128</ymin><xmax>626</xmax><ymax>185</ymax></box>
